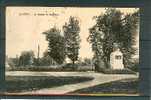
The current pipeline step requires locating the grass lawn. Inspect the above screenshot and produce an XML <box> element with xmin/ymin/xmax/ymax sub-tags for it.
<box><xmin>69</xmin><ymin>78</ymin><xmax>139</xmax><ymax>94</ymax></box>
<box><xmin>5</xmin><ymin>76</ymin><xmax>94</xmax><ymax>93</ymax></box>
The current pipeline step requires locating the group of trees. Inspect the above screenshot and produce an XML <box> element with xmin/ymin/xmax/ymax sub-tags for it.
<box><xmin>87</xmin><ymin>8</ymin><xmax>139</xmax><ymax>71</ymax></box>
<box><xmin>7</xmin><ymin>51</ymin><xmax>35</xmax><ymax>67</ymax></box>
<box><xmin>9</xmin><ymin>50</ymin><xmax>56</xmax><ymax>67</ymax></box>
<box><xmin>9</xmin><ymin>8</ymin><xmax>139</xmax><ymax>71</ymax></box>
<box><xmin>32</xmin><ymin>8</ymin><xmax>139</xmax><ymax>70</ymax></box>
<box><xmin>43</xmin><ymin>16</ymin><xmax>81</xmax><ymax>66</ymax></box>
<box><xmin>43</xmin><ymin>27</ymin><xmax>66</xmax><ymax>64</ymax></box>
<box><xmin>10</xmin><ymin>16</ymin><xmax>81</xmax><ymax>67</ymax></box>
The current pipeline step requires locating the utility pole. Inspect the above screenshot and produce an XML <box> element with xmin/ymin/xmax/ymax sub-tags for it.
<box><xmin>16</xmin><ymin>54</ymin><xmax>19</xmax><ymax>66</ymax></box>
<box><xmin>37</xmin><ymin>44</ymin><xmax>40</xmax><ymax>65</ymax></box>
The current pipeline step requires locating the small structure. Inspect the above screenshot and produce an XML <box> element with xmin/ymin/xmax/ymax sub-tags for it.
<box><xmin>110</xmin><ymin>43</ymin><xmax>124</xmax><ymax>69</ymax></box>
<box><xmin>65</xmin><ymin>56</ymin><xmax>71</xmax><ymax>63</ymax></box>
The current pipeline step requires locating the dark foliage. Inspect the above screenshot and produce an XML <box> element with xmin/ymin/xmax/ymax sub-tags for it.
<box><xmin>99</xmin><ymin>68</ymin><xmax>137</xmax><ymax>74</ymax></box>
<box><xmin>63</xmin><ymin>16</ymin><xmax>81</xmax><ymax>66</ymax></box>
<box><xmin>18</xmin><ymin>51</ymin><xmax>35</xmax><ymax>66</ymax></box>
<box><xmin>43</xmin><ymin>27</ymin><xmax>66</xmax><ymax>64</ymax></box>
<box><xmin>88</xmin><ymin>8</ymin><xmax>139</xmax><ymax>71</ymax></box>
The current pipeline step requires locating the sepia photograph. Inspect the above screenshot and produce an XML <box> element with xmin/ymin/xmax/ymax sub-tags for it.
<box><xmin>5</xmin><ymin>7</ymin><xmax>139</xmax><ymax>96</ymax></box>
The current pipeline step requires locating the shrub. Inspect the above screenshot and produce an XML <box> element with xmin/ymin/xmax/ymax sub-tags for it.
<box><xmin>10</xmin><ymin>66</ymin><xmax>63</xmax><ymax>72</ymax></box>
<box><xmin>127</xmin><ymin>61</ymin><xmax>139</xmax><ymax>72</ymax></box>
<box><xmin>99</xmin><ymin>68</ymin><xmax>137</xmax><ymax>74</ymax></box>
<box><xmin>61</xmin><ymin>63</ymin><xmax>78</xmax><ymax>71</ymax></box>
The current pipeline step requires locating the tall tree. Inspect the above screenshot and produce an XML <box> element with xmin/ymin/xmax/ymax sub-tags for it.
<box><xmin>88</xmin><ymin>8</ymin><xmax>139</xmax><ymax>71</ymax></box>
<box><xmin>63</xmin><ymin>16</ymin><xmax>81</xmax><ymax>66</ymax></box>
<box><xmin>43</xmin><ymin>27</ymin><xmax>66</xmax><ymax>64</ymax></box>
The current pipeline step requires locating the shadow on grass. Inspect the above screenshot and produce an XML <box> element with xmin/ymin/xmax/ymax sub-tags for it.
<box><xmin>5</xmin><ymin>76</ymin><xmax>94</xmax><ymax>93</ymax></box>
<box><xmin>69</xmin><ymin>78</ymin><xmax>139</xmax><ymax>94</ymax></box>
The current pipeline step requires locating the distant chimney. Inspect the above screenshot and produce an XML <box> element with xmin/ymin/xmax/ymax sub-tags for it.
<box><xmin>37</xmin><ymin>44</ymin><xmax>40</xmax><ymax>59</ymax></box>
<box><xmin>37</xmin><ymin>44</ymin><xmax>40</xmax><ymax>65</ymax></box>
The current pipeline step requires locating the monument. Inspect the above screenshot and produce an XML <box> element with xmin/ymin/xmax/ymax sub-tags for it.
<box><xmin>110</xmin><ymin>43</ymin><xmax>124</xmax><ymax>69</ymax></box>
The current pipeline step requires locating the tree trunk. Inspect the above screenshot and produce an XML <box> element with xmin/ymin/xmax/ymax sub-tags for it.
<box><xmin>72</xmin><ymin>60</ymin><xmax>76</xmax><ymax>70</ymax></box>
<box><xmin>72</xmin><ymin>60</ymin><xmax>75</xmax><ymax>66</ymax></box>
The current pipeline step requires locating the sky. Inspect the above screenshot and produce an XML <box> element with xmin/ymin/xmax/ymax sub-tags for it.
<box><xmin>6</xmin><ymin>7</ymin><xmax>139</xmax><ymax>59</ymax></box>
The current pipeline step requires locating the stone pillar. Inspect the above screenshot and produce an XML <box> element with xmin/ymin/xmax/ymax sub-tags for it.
<box><xmin>110</xmin><ymin>48</ymin><xmax>124</xmax><ymax>69</ymax></box>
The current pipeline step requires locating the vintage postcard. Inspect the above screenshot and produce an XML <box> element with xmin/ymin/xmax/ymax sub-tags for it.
<box><xmin>5</xmin><ymin>7</ymin><xmax>139</xmax><ymax>96</ymax></box>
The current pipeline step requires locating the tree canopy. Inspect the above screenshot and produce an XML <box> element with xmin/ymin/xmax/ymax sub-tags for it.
<box><xmin>88</xmin><ymin>8</ymin><xmax>139</xmax><ymax>71</ymax></box>
<box><xmin>43</xmin><ymin>27</ymin><xmax>66</xmax><ymax>64</ymax></box>
<box><xmin>63</xmin><ymin>16</ymin><xmax>81</xmax><ymax>65</ymax></box>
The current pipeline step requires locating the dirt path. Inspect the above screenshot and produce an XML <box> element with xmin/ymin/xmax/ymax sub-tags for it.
<box><xmin>6</xmin><ymin>71</ymin><xmax>138</xmax><ymax>95</ymax></box>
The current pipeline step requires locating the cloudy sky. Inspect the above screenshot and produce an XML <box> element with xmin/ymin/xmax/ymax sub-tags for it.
<box><xmin>6</xmin><ymin>7</ymin><xmax>139</xmax><ymax>59</ymax></box>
